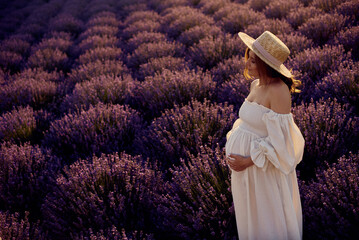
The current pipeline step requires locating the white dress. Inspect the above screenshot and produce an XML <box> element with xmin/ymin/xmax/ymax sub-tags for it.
<box><xmin>225</xmin><ymin>98</ymin><xmax>305</xmax><ymax>240</ymax></box>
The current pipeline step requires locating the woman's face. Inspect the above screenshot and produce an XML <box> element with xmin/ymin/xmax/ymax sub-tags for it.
<box><xmin>246</xmin><ymin>50</ymin><xmax>259</xmax><ymax>78</ymax></box>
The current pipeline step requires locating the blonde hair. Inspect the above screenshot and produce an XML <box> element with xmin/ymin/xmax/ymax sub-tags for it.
<box><xmin>244</xmin><ymin>48</ymin><xmax>301</xmax><ymax>94</ymax></box>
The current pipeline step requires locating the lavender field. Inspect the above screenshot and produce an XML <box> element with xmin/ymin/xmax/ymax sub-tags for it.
<box><xmin>0</xmin><ymin>0</ymin><xmax>358</xmax><ymax>239</ymax></box>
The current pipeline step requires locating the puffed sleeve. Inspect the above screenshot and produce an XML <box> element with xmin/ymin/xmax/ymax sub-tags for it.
<box><xmin>249</xmin><ymin>111</ymin><xmax>305</xmax><ymax>175</ymax></box>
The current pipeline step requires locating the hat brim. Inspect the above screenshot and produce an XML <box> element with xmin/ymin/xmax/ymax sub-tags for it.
<box><xmin>238</xmin><ymin>32</ymin><xmax>293</xmax><ymax>78</ymax></box>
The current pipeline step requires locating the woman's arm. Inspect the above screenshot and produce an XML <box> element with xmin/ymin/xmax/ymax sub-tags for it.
<box><xmin>226</xmin><ymin>154</ymin><xmax>254</xmax><ymax>172</ymax></box>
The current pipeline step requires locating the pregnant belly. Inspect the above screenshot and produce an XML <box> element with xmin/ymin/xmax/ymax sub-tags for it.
<box><xmin>225</xmin><ymin>126</ymin><xmax>259</xmax><ymax>158</ymax></box>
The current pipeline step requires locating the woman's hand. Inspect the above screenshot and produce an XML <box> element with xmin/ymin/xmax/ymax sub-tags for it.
<box><xmin>226</xmin><ymin>154</ymin><xmax>254</xmax><ymax>172</ymax></box>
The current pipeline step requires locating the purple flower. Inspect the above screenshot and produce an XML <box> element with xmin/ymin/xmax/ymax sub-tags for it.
<box><xmin>66</xmin><ymin>59</ymin><xmax>129</xmax><ymax>91</ymax></box>
<box><xmin>156</xmin><ymin>145</ymin><xmax>237</xmax><ymax>239</ymax></box>
<box><xmin>293</xmin><ymin>98</ymin><xmax>359</xmax><ymax>179</ymax></box>
<box><xmin>125</xmin><ymin>31</ymin><xmax>167</xmax><ymax>54</ymax></box>
<box><xmin>48</xmin><ymin>14</ymin><xmax>84</xmax><ymax>35</ymax></box>
<box><xmin>244</xmin><ymin>18</ymin><xmax>293</xmax><ymax>39</ymax></box>
<box><xmin>314</xmin><ymin>60</ymin><xmax>359</xmax><ymax>110</ymax></box>
<box><xmin>138</xmin><ymin>99</ymin><xmax>236</xmax><ymax>169</ymax></box>
<box><xmin>177</xmin><ymin>23</ymin><xmax>222</xmax><ymax>47</ymax></box>
<box><xmin>0</xmin><ymin>211</ymin><xmax>46</xmax><ymax>239</ymax></box>
<box><xmin>0</xmin><ymin>142</ymin><xmax>60</xmax><ymax>214</ymax></box>
<box><xmin>42</xmin><ymin>152</ymin><xmax>163</xmax><ymax>238</ymax></box>
<box><xmin>0</xmin><ymin>106</ymin><xmax>36</xmax><ymax>143</ymax></box>
<box><xmin>300</xmin><ymin>152</ymin><xmax>359</xmax><ymax>239</ymax></box>
<box><xmin>61</xmin><ymin>74</ymin><xmax>136</xmax><ymax>113</ymax></box>
<box><xmin>78</xmin><ymin>25</ymin><xmax>118</xmax><ymax>42</ymax></box>
<box><xmin>263</xmin><ymin>0</ymin><xmax>302</xmax><ymax>19</ymax></box>
<box><xmin>137</xmin><ymin>56</ymin><xmax>187</xmax><ymax>81</ymax></box>
<box><xmin>298</xmin><ymin>12</ymin><xmax>349</xmax><ymax>45</ymax></box>
<box><xmin>188</xmin><ymin>33</ymin><xmax>245</xmax><ymax>70</ymax></box>
<box><xmin>132</xmin><ymin>68</ymin><xmax>215</xmax><ymax>119</ymax></box>
<box><xmin>161</xmin><ymin>6</ymin><xmax>215</xmax><ymax>39</ymax></box>
<box><xmin>42</xmin><ymin>103</ymin><xmax>143</xmax><ymax>162</ymax></box>
<box><xmin>78</xmin><ymin>35</ymin><xmax>119</xmax><ymax>53</ymax></box>
<box><xmin>286</xmin><ymin>6</ymin><xmax>324</xmax><ymax>29</ymax></box>
<box><xmin>27</xmin><ymin>48</ymin><xmax>69</xmax><ymax>72</ymax></box>
<box><xmin>220</xmin><ymin>5</ymin><xmax>265</xmax><ymax>34</ymax></box>
<box><xmin>0</xmin><ymin>51</ymin><xmax>23</xmax><ymax>73</ymax></box>
<box><xmin>76</xmin><ymin>47</ymin><xmax>122</xmax><ymax>65</ymax></box>
<box><xmin>198</xmin><ymin>0</ymin><xmax>230</xmax><ymax>15</ymax></box>
<box><xmin>288</xmin><ymin>44</ymin><xmax>351</xmax><ymax>100</ymax></box>
<box><xmin>126</xmin><ymin>41</ymin><xmax>184</xmax><ymax>70</ymax></box>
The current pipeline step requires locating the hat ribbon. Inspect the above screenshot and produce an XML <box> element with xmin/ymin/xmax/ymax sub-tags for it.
<box><xmin>253</xmin><ymin>40</ymin><xmax>282</xmax><ymax>68</ymax></box>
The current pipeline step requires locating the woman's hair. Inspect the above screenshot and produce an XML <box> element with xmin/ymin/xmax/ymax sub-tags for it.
<box><xmin>244</xmin><ymin>48</ymin><xmax>301</xmax><ymax>94</ymax></box>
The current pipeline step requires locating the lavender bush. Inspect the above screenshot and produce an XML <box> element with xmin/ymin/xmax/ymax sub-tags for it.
<box><xmin>198</xmin><ymin>0</ymin><xmax>229</xmax><ymax>16</ymax></box>
<box><xmin>220</xmin><ymin>5</ymin><xmax>265</xmax><ymax>34</ymax></box>
<box><xmin>188</xmin><ymin>33</ymin><xmax>244</xmax><ymax>70</ymax></box>
<box><xmin>76</xmin><ymin>47</ymin><xmax>122</xmax><ymax>65</ymax></box>
<box><xmin>138</xmin><ymin>99</ymin><xmax>236</xmax><ymax>169</ymax></box>
<box><xmin>137</xmin><ymin>56</ymin><xmax>187</xmax><ymax>81</ymax></box>
<box><xmin>78</xmin><ymin>25</ymin><xmax>118</xmax><ymax>42</ymax></box>
<box><xmin>0</xmin><ymin>38</ymin><xmax>31</xmax><ymax>56</ymax></box>
<box><xmin>300</xmin><ymin>152</ymin><xmax>359</xmax><ymax>239</ymax></box>
<box><xmin>217</xmin><ymin>73</ymin><xmax>251</xmax><ymax>112</ymax></box>
<box><xmin>331</xmin><ymin>26</ymin><xmax>359</xmax><ymax>60</ymax></box>
<box><xmin>48</xmin><ymin>14</ymin><xmax>83</xmax><ymax>36</ymax></box>
<box><xmin>0</xmin><ymin>142</ymin><xmax>60</xmax><ymax>216</ymax></box>
<box><xmin>0</xmin><ymin>67</ymin><xmax>62</xmax><ymax>112</ymax></box>
<box><xmin>76</xmin><ymin>226</ymin><xmax>154</xmax><ymax>240</ymax></box>
<box><xmin>78</xmin><ymin>35</ymin><xmax>119</xmax><ymax>53</ymax></box>
<box><xmin>86</xmin><ymin>12</ymin><xmax>119</xmax><ymax>28</ymax></box>
<box><xmin>263</xmin><ymin>0</ymin><xmax>301</xmax><ymax>19</ymax></box>
<box><xmin>126</xmin><ymin>41</ymin><xmax>184</xmax><ymax>70</ymax></box>
<box><xmin>125</xmin><ymin>31</ymin><xmax>167</xmax><ymax>54</ymax></box>
<box><xmin>212</xmin><ymin>2</ymin><xmax>243</xmax><ymax>22</ymax></box>
<box><xmin>276</xmin><ymin>32</ymin><xmax>314</xmax><ymax>57</ymax></box>
<box><xmin>243</xmin><ymin>18</ymin><xmax>293</xmax><ymax>38</ymax></box>
<box><xmin>61</xmin><ymin>74</ymin><xmax>136</xmax><ymax>113</ymax></box>
<box><xmin>122</xmin><ymin>10</ymin><xmax>161</xmax><ymax>27</ymax></box>
<box><xmin>43</xmin><ymin>103</ymin><xmax>143</xmax><ymax>163</ymax></box>
<box><xmin>0</xmin><ymin>106</ymin><xmax>36</xmax><ymax>144</ymax></box>
<box><xmin>335</xmin><ymin>0</ymin><xmax>359</xmax><ymax>26</ymax></box>
<box><xmin>66</xmin><ymin>59</ymin><xmax>129</xmax><ymax>92</ymax></box>
<box><xmin>298</xmin><ymin>13</ymin><xmax>348</xmax><ymax>46</ymax></box>
<box><xmin>121</xmin><ymin>20</ymin><xmax>162</xmax><ymax>41</ymax></box>
<box><xmin>147</xmin><ymin>0</ymin><xmax>188</xmax><ymax>13</ymax></box>
<box><xmin>161</xmin><ymin>6</ymin><xmax>215</xmax><ymax>39</ymax></box>
<box><xmin>0</xmin><ymin>211</ymin><xmax>45</xmax><ymax>240</ymax></box>
<box><xmin>177</xmin><ymin>23</ymin><xmax>222</xmax><ymax>47</ymax></box>
<box><xmin>156</xmin><ymin>145</ymin><xmax>237</xmax><ymax>239</ymax></box>
<box><xmin>293</xmin><ymin>98</ymin><xmax>359</xmax><ymax>179</ymax></box>
<box><xmin>314</xmin><ymin>61</ymin><xmax>359</xmax><ymax>112</ymax></box>
<box><xmin>288</xmin><ymin>44</ymin><xmax>351</xmax><ymax>100</ymax></box>
<box><xmin>30</xmin><ymin>35</ymin><xmax>73</xmax><ymax>54</ymax></box>
<box><xmin>132</xmin><ymin>68</ymin><xmax>215</xmax><ymax>120</ymax></box>
<box><xmin>211</xmin><ymin>55</ymin><xmax>245</xmax><ymax>85</ymax></box>
<box><xmin>286</xmin><ymin>6</ymin><xmax>324</xmax><ymax>29</ymax></box>
<box><xmin>248</xmin><ymin>0</ymin><xmax>272</xmax><ymax>11</ymax></box>
<box><xmin>0</xmin><ymin>51</ymin><xmax>23</xmax><ymax>73</ymax></box>
<box><xmin>0</xmin><ymin>74</ymin><xmax>57</xmax><ymax>112</ymax></box>
<box><xmin>312</xmin><ymin>0</ymin><xmax>344</xmax><ymax>12</ymax></box>
<box><xmin>27</xmin><ymin>48</ymin><xmax>69</xmax><ymax>72</ymax></box>
<box><xmin>42</xmin><ymin>152</ymin><xmax>163</xmax><ymax>239</ymax></box>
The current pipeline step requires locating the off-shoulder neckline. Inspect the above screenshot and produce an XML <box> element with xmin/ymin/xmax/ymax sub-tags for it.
<box><xmin>244</xmin><ymin>98</ymin><xmax>292</xmax><ymax>116</ymax></box>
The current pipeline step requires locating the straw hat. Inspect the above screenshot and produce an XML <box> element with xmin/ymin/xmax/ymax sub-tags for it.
<box><xmin>238</xmin><ymin>31</ymin><xmax>293</xmax><ymax>78</ymax></box>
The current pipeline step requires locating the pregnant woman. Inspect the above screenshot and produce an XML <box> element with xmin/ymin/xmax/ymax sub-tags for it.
<box><xmin>225</xmin><ymin>31</ymin><xmax>305</xmax><ymax>240</ymax></box>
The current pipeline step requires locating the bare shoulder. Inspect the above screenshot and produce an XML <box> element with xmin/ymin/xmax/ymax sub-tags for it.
<box><xmin>268</xmin><ymin>81</ymin><xmax>291</xmax><ymax>114</ymax></box>
<box><xmin>249</xmin><ymin>79</ymin><xmax>259</xmax><ymax>92</ymax></box>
